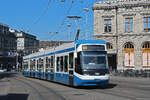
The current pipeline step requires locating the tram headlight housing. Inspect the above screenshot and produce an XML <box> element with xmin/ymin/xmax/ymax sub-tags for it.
<box><xmin>82</xmin><ymin>45</ymin><xmax>88</xmax><ymax>50</ymax></box>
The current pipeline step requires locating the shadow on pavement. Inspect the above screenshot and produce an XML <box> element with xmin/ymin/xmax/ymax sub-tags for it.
<box><xmin>0</xmin><ymin>72</ymin><xmax>17</xmax><ymax>80</ymax></box>
<box><xmin>76</xmin><ymin>83</ymin><xmax>117</xmax><ymax>90</ymax></box>
<box><xmin>47</xmin><ymin>79</ymin><xmax>117</xmax><ymax>90</ymax></box>
<box><xmin>0</xmin><ymin>93</ymin><xmax>29</xmax><ymax>100</ymax></box>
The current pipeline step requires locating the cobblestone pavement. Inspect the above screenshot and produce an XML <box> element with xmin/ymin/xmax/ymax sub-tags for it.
<box><xmin>0</xmin><ymin>72</ymin><xmax>150</xmax><ymax>100</ymax></box>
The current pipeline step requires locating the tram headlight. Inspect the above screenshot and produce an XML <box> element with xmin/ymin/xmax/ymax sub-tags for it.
<box><xmin>82</xmin><ymin>45</ymin><xmax>88</xmax><ymax>50</ymax></box>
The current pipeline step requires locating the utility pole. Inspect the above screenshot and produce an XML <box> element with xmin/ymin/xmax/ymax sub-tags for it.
<box><xmin>16</xmin><ymin>52</ymin><xmax>19</xmax><ymax>72</ymax></box>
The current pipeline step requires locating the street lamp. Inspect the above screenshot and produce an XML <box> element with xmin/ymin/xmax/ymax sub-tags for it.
<box><xmin>83</xmin><ymin>8</ymin><xmax>89</xmax><ymax>40</ymax></box>
<box><xmin>67</xmin><ymin>24</ymin><xmax>72</xmax><ymax>40</ymax></box>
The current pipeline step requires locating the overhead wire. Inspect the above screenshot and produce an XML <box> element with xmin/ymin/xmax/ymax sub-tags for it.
<box><xmin>49</xmin><ymin>0</ymin><xmax>107</xmax><ymax>40</ymax></box>
<box><xmin>55</xmin><ymin>0</ymin><xmax>90</xmax><ymax>40</ymax></box>
<box><xmin>55</xmin><ymin>0</ymin><xmax>74</xmax><ymax>33</ymax></box>
<box><xmin>53</xmin><ymin>20</ymin><xmax>72</xmax><ymax>40</ymax></box>
<box><xmin>28</xmin><ymin>0</ymin><xmax>55</xmax><ymax>32</ymax></box>
<box><xmin>32</xmin><ymin>0</ymin><xmax>52</xmax><ymax>25</ymax></box>
<box><xmin>48</xmin><ymin>0</ymin><xmax>75</xmax><ymax>40</ymax></box>
<box><xmin>50</xmin><ymin>0</ymin><xmax>149</xmax><ymax>41</ymax></box>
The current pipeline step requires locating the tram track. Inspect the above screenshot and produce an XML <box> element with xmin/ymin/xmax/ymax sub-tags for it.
<box><xmin>92</xmin><ymin>88</ymin><xmax>136</xmax><ymax>99</ymax></box>
<box><xmin>15</xmin><ymin>74</ymin><xmax>150</xmax><ymax>100</ymax></box>
<box><xmin>14</xmin><ymin>76</ymin><xmax>67</xmax><ymax>100</ymax></box>
<box><xmin>93</xmin><ymin>89</ymin><xmax>150</xmax><ymax>100</ymax></box>
<box><xmin>80</xmin><ymin>82</ymin><xmax>150</xmax><ymax>100</ymax></box>
<box><xmin>18</xmin><ymin>76</ymin><xmax>139</xmax><ymax>100</ymax></box>
<box><xmin>110</xmin><ymin>79</ymin><xmax>150</xmax><ymax>92</ymax></box>
<box><xmin>78</xmin><ymin>86</ymin><xmax>136</xmax><ymax>100</ymax></box>
<box><xmin>13</xmin><ymin>78</ymin><xmax>47</xmax><ymax>100</ymax></box>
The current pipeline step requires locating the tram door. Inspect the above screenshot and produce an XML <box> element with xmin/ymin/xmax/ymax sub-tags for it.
<box><xmin>69</xmin><ymin>53</ymin><xmax>74</xmax><ymax>86</ymax></box>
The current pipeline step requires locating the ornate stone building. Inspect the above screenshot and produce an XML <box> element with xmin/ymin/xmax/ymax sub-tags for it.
<box><xmin>93</xmin><ymin>0</ymin><xmax>150</xmax><ymax>71</ymax></box>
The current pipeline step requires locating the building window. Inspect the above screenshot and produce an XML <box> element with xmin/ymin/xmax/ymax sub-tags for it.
<box><xmin>124</xmin><ymin>42</ymin><xmax>134</xmax><ymax>67</ymax></box>
<box><xmin>144</xmin><ymin>17</ymin><xmax>150</xmax><ymax>32</ymax></box>
<box><xmin>142</xmin><ymin>42</ymin><xmax>150</xmax><ymax>67</ymax></box>
<box><xmin>104</xmin><ymin>9</ymin><xmax>111</xmax><ymax>12</ymax></box>
<box><xmin>143</xmin><ymin>5</ymin><xmax>147</xmax><ymax>9</ymax></box>
<box><xmin>104</xmin><ymin>19</ymin><xmax>111</xmax><ymax>32</ymax></box>
<box><xmin>125</xmin><ymin>7</ymin><xmax>133</xmax><ymax>11</ymax></box>
<box><xmin>106</xmin><ymin>43</ymin><xmax>113</xmax><ymax>49</ymax></box>
<box><xmin>143</xmin><ymin>5</ymin><xmax>150</xmax><ymax>9</ymax></box>
<box><xmin>125</xmin><ymin>18</ymin><xmax>133</xmax><ymax>32</ymax></box>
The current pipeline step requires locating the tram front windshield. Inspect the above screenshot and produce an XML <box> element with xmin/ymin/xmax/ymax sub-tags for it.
<box><xmin>81</xmin><ymin>51</ymin><xmax>107</xmax><ymax>70</ymax></box>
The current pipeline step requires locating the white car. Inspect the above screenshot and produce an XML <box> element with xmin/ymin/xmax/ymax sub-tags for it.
<box><xmin>0</xmin><ymin>69</ymin><xmax>7</xmax><ymax>72</ymax></box>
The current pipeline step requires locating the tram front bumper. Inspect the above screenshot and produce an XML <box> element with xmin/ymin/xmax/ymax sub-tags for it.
<box><xmin>74</xmin><ymin>75</ymin><xmax>109</xmax><ymax>86</ymax></box>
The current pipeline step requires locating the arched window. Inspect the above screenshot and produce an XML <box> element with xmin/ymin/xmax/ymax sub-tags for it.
<box><xmin>106</xmin><ymin>43</ymin><xmax>113</xmax><ymax>49</ymax></box>
<box><xmin>143</xmin><ymin>42</ymin><xmax>150</xmax><ymax>49</ymax></box>
<box><xmin>124</xmin><ymin>42</ymin><xmax>134</xmax><ymax>49</ymax></box>
<box><xmin>142</xmin><ymin>42</ymin><xmax>150</xmax><ymax>68</ymax></box>
<box><xmin>124</xmin><ymin>42</ymin><xmax>134</xmax><ymax>67</ymax></box>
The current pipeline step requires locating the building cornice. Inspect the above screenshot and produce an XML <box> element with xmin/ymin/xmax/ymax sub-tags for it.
<box><xmin>102</xmin><ymin>15</ymin><xmax>115</xmax><ymax>18</ymax></box>
<box><xmin>122</xmin><ymin>13</ymin><xmax>136</xmax><ymax>17</ymax></box>
<box><xmin>94</xmin><ymin>33</ymin><xmax>150</xmax><ymax>37</ymax></box>
<box><xmin>93</xmin><ymin>1</ymin><xmax>150</xmax><ymax>10</ymax></box>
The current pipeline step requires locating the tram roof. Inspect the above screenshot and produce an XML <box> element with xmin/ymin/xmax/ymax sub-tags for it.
<box><xmin>75</xmin><ymin>40</ymin><xmax>106</xmax><ymax>44</ymax></box>
<box><xmin>23</xmin><ymin>40</ymin><xmax>106</xmax><ymax>60</ymax></box>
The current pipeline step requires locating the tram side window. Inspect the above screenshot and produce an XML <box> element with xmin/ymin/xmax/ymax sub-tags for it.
<box><xmin>51</xmin><ymin>56</ymin><xmax>54</xmax><ymax>68</ymax></box>
<box><xmin>60</xmin><ymin>56</ymin><xmax>63</xmax><ymax>72</ymax></box>
<box><xmin>46</xmin><ymin>57</ymin><xmax>50</xmax><ymax>72</ymax></box>
<box><xmin>30</xmin><ymin>60</ymin><xmax>33</xmax><ymax>71</ymax></box>
<box><xmin>64</xmin><ymin>56</ymin><xmax>68</xmax><ymax>72</ymax></box>
<box><xmin>23</xmin><ymin>62</ymin><xmax>28</xmax><ymax>70</ymax></box>
<box><xmin>33</xmin><ymin>60</ymin><xmax>36</xmax><ymax>71</ymax></box>
<box><xmin>39</xmin><ymin>58</ymin><xmax>44</xmax><ymax>72</ymax></box>
<box><xmin>56</xmin><ymin>57</ymin><xmax>60</xmax><ymax>72</ymax></box>
<box><xmin>37</xmin><ymin>59</ymin><xmax>39</xmax><ymax>70</ymax></box>
<box><xmin>69</xmin><ymin>53</ymin><xmax>74</xmax><ymax>68</ymax></box>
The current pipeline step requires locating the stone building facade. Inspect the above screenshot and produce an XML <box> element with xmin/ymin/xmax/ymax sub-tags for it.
<box><xmin>10</xmin><ymin>29</ymin><xmax>39</xmax><ymax>55</ymax></box>
<box><xmin>93</xmin><ymin>0</ymin><xmax>150</xmax><ymax>71</ymax></box>
<box><xmin>0</xmin><ymin>23</ymin><xmax>17</xmax><ymax>69</ymax></box>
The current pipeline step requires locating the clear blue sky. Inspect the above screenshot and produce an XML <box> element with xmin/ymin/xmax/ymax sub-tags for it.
<box><xmin>0</xmin><ymin>0</ymin><xmax>103</xmax><ymax>41</ymax></box>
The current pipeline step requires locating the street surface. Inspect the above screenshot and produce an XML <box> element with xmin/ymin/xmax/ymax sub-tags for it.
<box><xmin>0</xmin><ymin>72</ymin><xmax>150</xmax><ymax>100</ymax></box>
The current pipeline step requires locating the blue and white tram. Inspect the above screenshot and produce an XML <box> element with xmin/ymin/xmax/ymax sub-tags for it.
<box><xmin>23</xmin><ymin>40</ymin><xmax>109</xmax><ymax>86</ymax></box>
